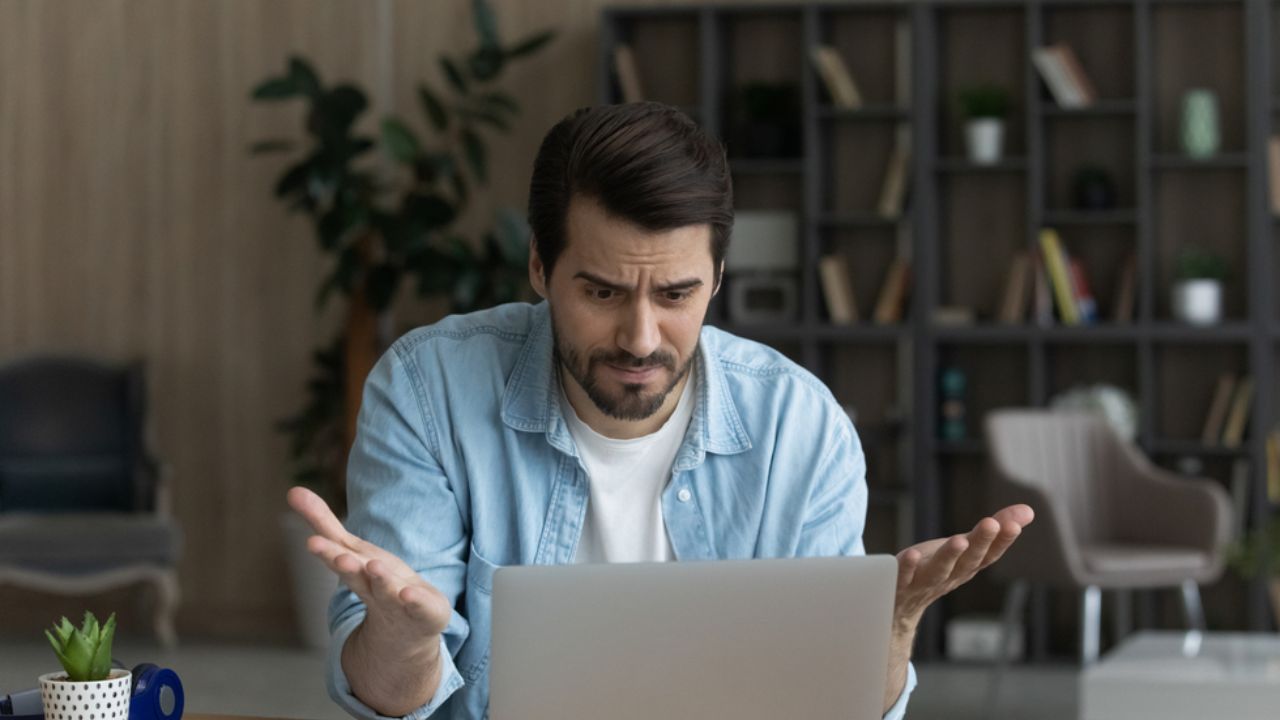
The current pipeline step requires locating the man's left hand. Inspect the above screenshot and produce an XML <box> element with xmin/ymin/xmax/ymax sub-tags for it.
<box><xmin>893</xmin><ymin>504</ymin><xmax>1035</xmax><ymax>630</ymax></box>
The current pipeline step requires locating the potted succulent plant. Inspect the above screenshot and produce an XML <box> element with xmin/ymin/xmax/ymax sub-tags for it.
<box><xmin>40</xmin><ymin>612</ymin><xmax>131</xmax><ymax>720</ymax></box>
<box><xmin>958</xmin><ymin>84</ymin><xmax>1010</xmax><ymax>165</ymax></box>
<box><xmin>1171</xmin><ymin>245</ymin><xmax>1227</xmax><ymax>325</ymax></box>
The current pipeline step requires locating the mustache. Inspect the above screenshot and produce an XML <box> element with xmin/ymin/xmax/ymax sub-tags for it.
<box><xmin>590</xmin><ymin>349</ymin><xmax>676</xmax><ymax>371</ymax></box>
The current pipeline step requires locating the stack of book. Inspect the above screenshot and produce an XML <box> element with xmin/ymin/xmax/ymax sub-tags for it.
<box><xmin>818</xmin><ymin>255</ymin><xmax>912</xmax><ymax>326</ymax></box>
<box><xmin>1031</xmin><ymin>44</ymin><xmax>1097</xmax><ymax>109</ymax></box>
<box><xmin>1034</xmin><ymin>229</ymin><xmax>1130</xmax><ymax>326</ymax></box>
<box><xmin>1201</xmin><ymin>373</ymin><xmax>1255</xmax><ymax>449</ymax></box>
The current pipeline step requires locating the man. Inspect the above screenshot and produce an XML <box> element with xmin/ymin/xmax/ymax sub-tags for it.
<box><xmin>288</xmin><ymin>102</ymin><xmax>1034</xmax><ymax>720</ymax></box>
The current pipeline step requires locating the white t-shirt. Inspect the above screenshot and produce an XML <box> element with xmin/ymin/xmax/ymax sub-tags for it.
<box><xmin>561</xmin><ymin>371</ymin><xmax>696</xmax><ymax>564</ymax></box>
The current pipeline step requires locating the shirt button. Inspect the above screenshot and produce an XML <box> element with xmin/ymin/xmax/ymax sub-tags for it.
<box><xmin>677</xmin><ymin>488</ymin><xmax>692</xmax><ymax>503</ymax></box>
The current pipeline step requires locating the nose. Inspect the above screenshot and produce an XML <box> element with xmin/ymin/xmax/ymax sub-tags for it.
<box><xmin>616</xmin><ymin>297</ymin><xmax>662</xmax><ymax>360</ymax></box>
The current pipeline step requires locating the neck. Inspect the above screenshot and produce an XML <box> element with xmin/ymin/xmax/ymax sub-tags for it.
<box><xmin>561</xmin><ymin>363</ymin><xmax>692</xmax><ymax>440</ymax></box>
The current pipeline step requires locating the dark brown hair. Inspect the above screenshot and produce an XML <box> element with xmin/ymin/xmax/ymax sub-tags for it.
<box><xmin>527</xmin><ymin>102</ymin><xmax>734</xmax><ymax>285</ymax></box>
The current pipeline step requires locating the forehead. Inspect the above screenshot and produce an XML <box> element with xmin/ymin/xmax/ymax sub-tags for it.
<box><xmin>561</xmin><ymin>195</ymin><xmax>713</xmax><ymax>276</ymax></box>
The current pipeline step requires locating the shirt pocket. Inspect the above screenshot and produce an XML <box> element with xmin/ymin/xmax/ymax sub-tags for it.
<box><xmin>457</xmin><ymin>542</ymin><xmax>498</xmax><ymax>684</ymax></box>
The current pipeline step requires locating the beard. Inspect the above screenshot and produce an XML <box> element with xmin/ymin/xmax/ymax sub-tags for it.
<box><xmin>552</xmin><ymin>324</ymin><xmax>697</xmax><ymax>422</ymax></box>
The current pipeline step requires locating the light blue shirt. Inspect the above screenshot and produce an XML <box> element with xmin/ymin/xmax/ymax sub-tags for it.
<box><xmin>326</xmin><ymin>301</ymin><xmax>916</xmax><ymax>720</ymax></box>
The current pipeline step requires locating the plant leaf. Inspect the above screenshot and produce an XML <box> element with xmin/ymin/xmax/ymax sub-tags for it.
<box><xmin>55</xmin><ymin>617</ymin><xmax>75</xmax><ymax>646</ymax></box>
<box><xmin>288</xmin><ymin>56</ymin><xmax>322</xmax><ymax>98</ymax></box>
<box><xmin>88</xmin><ymin>613</ymin><xmax>116</xmax><ymax>681</ymax></box>
<box><xmin>506</xmin><ymin>30</ymin><xmax>554</xmax><ymax>59</ymax></box>
<box><xmin>468</xmin><ymin>47</ymin><xmax>504</xmax><ymax>82</ymax></box>
<box><xmin>63</xmin><ymin>626</ymin><xmax>94</xmax><ymax>681</ymax></box>
<box><xmin>479</xmin><ymin>91</ymin><xmax>519</xmax><ymax>116</ymax></box>
<box><xmin>251</xmin><ymin>76</ymin><xmax>299</xmax><ymax>100</ymax></box>
<box><xmin>418</xmin><ymin>85</ymin><xmax>450</xmax><ymax>132</ymax></box>
<box><xmin>381</xmin><ymin>118</ymin><xmax>422</xmax><ymax>164</ymax></box>
<box><xmin>274</xmin><ymin>160</ymin><xmax>312</xmax><ymax>199</ymax></box>
<box><xmin>440</xmin><ymin>57</ymin><xmax>468</xmax><ymax>95</ymax></box>
<box><xmin>461</xmin><ymin>128</ymin><xmax>487</xmax><ymax>184</ymax></box>
<box><xmin>365</xmin><ymin>265</ymin><xmax>401</xmax><ymax>312</ymax></box>
<box><xmin>472</xmin><ymin>0</ymin><xmax>500</xmax><ymax>49</ymax></box>
<box><xmin>403</xmin><ymin>192</ymin><xmax>458</xmax><ymax>230</ymax></box>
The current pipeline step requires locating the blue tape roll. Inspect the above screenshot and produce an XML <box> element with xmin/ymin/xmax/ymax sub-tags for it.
<box><xmin>129</xmin><ymin>666</ymin><xmax>183</xmax><ymax>720</ymax></box>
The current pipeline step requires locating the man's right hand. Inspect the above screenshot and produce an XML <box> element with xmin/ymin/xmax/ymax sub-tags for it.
<box><xmin>286</xmin><ymin>486</ymin><xmax>454</xmax><ymax>658</ymax></box>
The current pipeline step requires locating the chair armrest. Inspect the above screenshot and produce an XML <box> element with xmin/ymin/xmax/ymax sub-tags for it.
<box><xmin>1113</xmin><ymin>445</ymin><xmax>1232</xmax><ymax>561</ymax></box>
<box><xmin>985</xmin><ymin>464</ymin><xmax>1090</xmax><ymax>587</ymax></box>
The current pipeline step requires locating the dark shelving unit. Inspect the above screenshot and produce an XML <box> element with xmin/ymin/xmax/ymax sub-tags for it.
<box><xmin>602</xmin><ymin>0</ymin><xmax>1275</xmax><ymax>663</ymax></box>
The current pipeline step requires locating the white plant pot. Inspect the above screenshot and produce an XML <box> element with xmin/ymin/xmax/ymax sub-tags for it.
<box><xmin>281</xmin><ymin>511</ymin><xmax>338</xmax><ymax>650</ymax></box>
<box><xmin>39</xmin><ymin>669</ymin><xmax>131</xmax><ymax>720</ymax></box>
<box><xmin>965</xmin><ymin>118</ymin><xmax>1005</xmax><ymax>165</ymax></box>
<box><xmin>1172</xmin><ymin>279</ymin><xmax>1223</xmax><ymax>325</ymax></box>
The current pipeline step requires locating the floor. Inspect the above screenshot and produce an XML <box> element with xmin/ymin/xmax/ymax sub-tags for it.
<box><xmin>0</xmin><ymin>639</ymin><xmax>1079</xmax><ymax>719</ymax></box>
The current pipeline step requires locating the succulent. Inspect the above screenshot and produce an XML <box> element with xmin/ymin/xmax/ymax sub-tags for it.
<box><xmin>45</xmin><ymin>612</ymin><xmax>117</xmax><ymax>682</ymax></box>
<box><xmin>958</xmin><ymin>84</ymin><xmax>1011</xmax><ymax>119</ymax></box>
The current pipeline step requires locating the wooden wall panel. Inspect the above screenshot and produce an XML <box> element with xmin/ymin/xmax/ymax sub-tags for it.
<box><xmin>0</xmin><ymin>0</ymin><xmax>815</xmax><ymax>641</ymax></box>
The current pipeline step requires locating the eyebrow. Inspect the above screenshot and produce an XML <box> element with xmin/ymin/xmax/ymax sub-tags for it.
<box><xmin>573</xmin><ymin>271</ymin><xmax>704</xmax><ymax>293</ymax></box>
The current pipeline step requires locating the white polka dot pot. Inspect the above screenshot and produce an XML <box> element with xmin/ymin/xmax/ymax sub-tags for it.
<box><xmin>38</xmin><ymin>669</ymin><xmax>132</xmax><ymax>720</ymax></box>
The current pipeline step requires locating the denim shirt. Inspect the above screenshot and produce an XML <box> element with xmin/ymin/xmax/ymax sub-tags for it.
<box><xmin>326</xmin><ymin>301</ymin><xmax>916</xmax><ymax>720</ymax></box>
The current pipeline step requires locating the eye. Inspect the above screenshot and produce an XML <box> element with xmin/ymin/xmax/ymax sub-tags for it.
<box><xmin>587</xmin><ymin>287</ymin><xmax>617</xmax><ymax>301</ymax></box>
<box><xmin>662</xmin><ymin>290</ymin><xmax>692</xmax><ymax>303</ymax></box>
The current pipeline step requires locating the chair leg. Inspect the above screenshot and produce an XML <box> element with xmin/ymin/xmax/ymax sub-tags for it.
<box><xmin>986</xmin><ymin>580</ymin><xmax>1029</xmax><ymax>716</ymax></box>
<box><xmin>1081</xmin><ymin>585</ymin><xmax>1102</xmax><ymax>665</ymax></box>
<box><xmin>1179</xmin><ymin>580</ymin><xmax>1204</xmax><ymax>657</ymax></box>
<box><xmin>154</xmin><ymin>571</ymin><xmax>180</xmax><ymax>649</ymax></box>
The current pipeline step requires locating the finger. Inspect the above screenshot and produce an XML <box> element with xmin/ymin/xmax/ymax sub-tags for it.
<box><xmin>896</xmin><ymin>548</ymin><xmax>922</xmax><ymax>593</ymax></box>
<box><xmin>979</xmin><ymin>521</ymin><xmax>1024</xmax><ymax>569</ymax></box>
<box><xmin>993</xmin><ymin>504</ymin><xmax>1035</xmax><ymax>529</ymax></box>
<box><xmin>288</xmin><ymin>487</ymin><xmax>353</xmax><ymax>546</ymax></box>
<box><xmin>332</xmin><ymin>551</ymin><xmax>373</xmax><ymax>598</ymax></box>
<box><xmin>307</xmin><ymin>534</ymin><xmax>369</xmax><ymax>570</ymax></box>
<box><xmin>912</xmin><ymin>535</ymin><xmax>968</xmax><ymax>589</ymax></box>
<box><xmin>399</xmin><ymin>584</ymin><xmax>453</xmax><ymax>636</ymax></box>
<box><xmin>364</xmin><ymin>559</ymin><xmax>405</xmax><ymax>608</ymax></box>
<box><xmin>953</xmin><ymin>518</ymin><xmax>1001</xmax><ymax>578</ymax></box>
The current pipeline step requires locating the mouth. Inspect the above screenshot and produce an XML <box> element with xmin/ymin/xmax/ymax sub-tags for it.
<box><xmin>605</xmin><ymin>363</ymin><xmax>663</xmax><ymax>384</ymax></box>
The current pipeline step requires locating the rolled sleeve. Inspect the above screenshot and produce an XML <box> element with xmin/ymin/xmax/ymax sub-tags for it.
<box><xmin>326</xmin><ymin>610</ymin><xmax>465</xmax><ymax>720</ymax></box>
<box><xmin>881</xmin><ymin>661</ymin><xmax>917</xmax><ymax>720</ymax></box>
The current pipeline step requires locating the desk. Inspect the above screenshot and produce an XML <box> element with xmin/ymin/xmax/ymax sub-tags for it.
<box><xmin>1080</xmin><ymin>631</ymin><xmax>1280</xmax><ymax>720</ymax></box>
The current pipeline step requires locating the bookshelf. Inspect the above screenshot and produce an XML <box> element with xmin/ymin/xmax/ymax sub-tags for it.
<box><xmin>602</xmin><ymin>0</ymin><xmax>1276</xmax><ymax>662</ymax></box>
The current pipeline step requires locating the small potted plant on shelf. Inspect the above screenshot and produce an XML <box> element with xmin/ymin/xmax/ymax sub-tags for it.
<box><xmin>1229</xmin><ymin>515</ymin><xmax>1280</xmax><ymax>629</ymax></box>
<box><xmin>958</xmin><ymin>84</ymin><xmax>1010</xmax><ymax>165</ymax></box>
<box><xmin>40</xmin><ymin>612</ymin><xmax>131</xmax><ymax>720</ymax></box>
<box><xmin>1171</xmin><ymin>245</ymin><xmax>1227</xmax><ymax>325</ymax></box>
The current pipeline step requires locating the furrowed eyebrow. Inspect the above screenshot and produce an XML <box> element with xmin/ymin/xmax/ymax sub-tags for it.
<box><xmin>573</xmin><ymin>271</ymin><xmax>704</xmax><ymax>293</ymax></box>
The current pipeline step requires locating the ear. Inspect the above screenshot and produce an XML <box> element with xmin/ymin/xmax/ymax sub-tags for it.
<box><xmin>529</xmin><ymin>236</ymin><xmax>548</xmax><ymax>299</ymax></box>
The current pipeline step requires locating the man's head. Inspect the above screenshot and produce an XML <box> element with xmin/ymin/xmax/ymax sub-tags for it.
<box><xmin>526</xmin><ymin>103</ymin><xmax>733</xmax><ymax>429</ymax></box>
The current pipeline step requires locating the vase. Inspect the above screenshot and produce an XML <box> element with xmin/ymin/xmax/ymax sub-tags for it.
<box><xmin>39</xmin><ymin>669</ymin><xmax>131</xmax><ymax>720</ymax></box>
<box><xmin>1171</xmin><ymin>279</ymin><xmax>1222</xmax><ymax>325</ymax></box>
<box><xmin>1180</xmin><ymin>89</ymin><xmax>1221</xmax><ymax>159</ymax></box>
<box><xmin>965</xmin><ymin>118</ymin><xmax>1004</xmax><ymax>165</ymax></box>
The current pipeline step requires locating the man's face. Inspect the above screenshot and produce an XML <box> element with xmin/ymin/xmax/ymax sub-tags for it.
<box><xmin>530</xmin><ymin>195</ymin><xmax>718</xmax><ymax>423</ymax></box>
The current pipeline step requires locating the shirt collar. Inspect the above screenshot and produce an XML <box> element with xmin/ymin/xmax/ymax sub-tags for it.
<box><xmin>500</xmin><ymin>302</ymin><xmax>752</xmax><ymax>462</ymax></box>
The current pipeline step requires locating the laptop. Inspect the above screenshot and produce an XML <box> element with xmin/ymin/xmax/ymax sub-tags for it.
<box><xmin>490</xmin><ymin>555</ymin><xmax>897</xmax><ymax>720</ymax></box>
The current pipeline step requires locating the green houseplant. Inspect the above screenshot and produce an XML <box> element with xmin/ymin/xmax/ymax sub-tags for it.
<box><xmin>1171</xmin><ymin>245</ymin><xmax>1227</xmax><ymax>325</ymax></box>
<box><xmin>39</xmin><ymin>612</ymin><xmax>132</xmax><ymax>720</ymax></box>
<box><xmin>250</xmin><ymin>0</ymin><xmax>552</xmax><ymax>648</ymax></box>
<box><xmin>1230</xmin><ymin>515</ymin><xmax>1280</xmax><ymax>628</ymax></box>
<box><xmin>958</xmin><ymin>84</ymin><xmax>1010</xmax><ymax>165</ymax></box>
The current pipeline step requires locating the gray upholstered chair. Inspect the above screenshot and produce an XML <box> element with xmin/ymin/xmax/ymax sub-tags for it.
<box><xmin>982</xmin><ymin>409</ymin><xmax>1232</xmax><ymax>705</ymax></box>
<box><xmin>0</xmin><ymin>356</ymin><xmax>182</xmax><ymax>647</ymax></box>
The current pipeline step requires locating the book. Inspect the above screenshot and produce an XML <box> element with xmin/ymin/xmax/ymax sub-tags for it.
<box><xmin>998</xmin><ymin>251</ymin><xmax>1031</xmax><ymax>325</ymax></box>
<box><xmin>1201</xmin><ymin>373</ymin><xmax>1237</xmax><ymax>446</ymax></box>
<box><xmin>613</xmin><ymin>44</ymin><xmax>645</xmax><ymax>103</ymax></box>
<box><xmin>810</xmin><ymin>45</ymin><xmax>863</xmax><ymax>110</ymax></box>
<box><xmin>1038</xmin><ymin>229</ymin><xmax>1080</xmax><ymax>325</ymax></box>
<box><xmin>878</xmin><ymin>129</ymin><xmax>912</xmax><ymax>218</ymax></box>
<box><xmin>1221</xmin><ymin>375</ymin><xmax>1255</xmax><ymax>448</ymax></box>
<box><xmin>1031</xmin><ymin>248</ymin><xmax>1053</xmax><ymax>327</ymax></box>
<box><xmin>1055</xmin><ymin>45</ymin><xmax>1097</xmax><ymax>106</ymax></box>
<box><xmin>873</xmin><ymin>258</ymin><xmax>911</xmax><ymax>325</ymax></box>
<box><xmin>1112</xmin><ymin>253</ymin><xmax>1136</xmax><ymax>323</ymax></box>
<box><xmin>1269</xmin><ymin>136</ymin><xmax>1280</xmax><ymax>215</ymax></box>
<box><xmin>1067</xmin><ymin>258</ymin><xmax>1097</xmax><ymax>324</ymax></box>
<box><xmin>1031</xmin><ymin>45</ymin><xmax>1084</xmax><ymax>108</ymax></box>
<box><xmin>818</xmin><ymin>255</ymin><xmax>859</xmax><ymax>324</ymax></box>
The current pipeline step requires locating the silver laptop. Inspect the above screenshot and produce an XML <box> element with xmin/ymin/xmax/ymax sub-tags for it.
<box><xmin>490</xmin><ymin>555</ymin><xmax>897</xmax><ymax>720</ymax></box>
